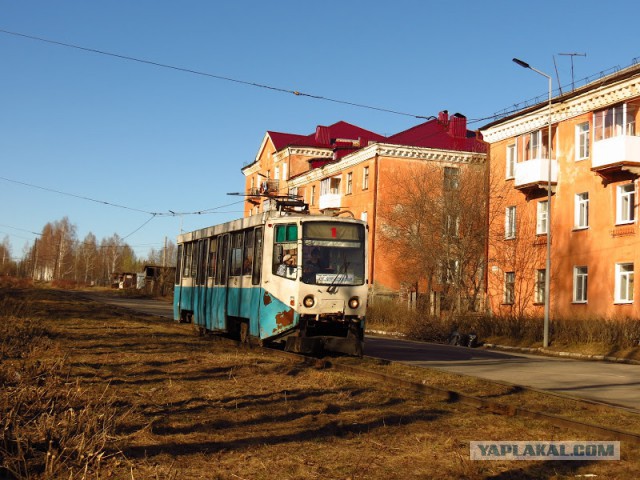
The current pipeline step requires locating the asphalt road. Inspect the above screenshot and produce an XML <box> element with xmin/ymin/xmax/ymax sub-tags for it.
<box><xmin>365</xmin><ymin>335</ymin><xmax>640</xmax><ymax>411</ymax></box>
<box><xmin>85</xmin><ymin>292</ymin><xmax>640</xmax><ymax>410</ymax></box>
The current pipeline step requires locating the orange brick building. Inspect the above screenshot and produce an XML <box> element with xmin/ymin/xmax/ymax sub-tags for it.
<box><xmin>481</xmin><ymin>62</ymin><xmax>640</xmax><ymax>320</ymax></box>
<box><xmin>241</xmin><ymin>112</ymin><xmax>486</xmax><ymax>302</ymax></box>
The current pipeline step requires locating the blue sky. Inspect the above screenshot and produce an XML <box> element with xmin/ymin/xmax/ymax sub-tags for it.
<box><xmin>1</xmin><ymin>0</ymin><xmax>638</xmax><ymax>260</ymax></box>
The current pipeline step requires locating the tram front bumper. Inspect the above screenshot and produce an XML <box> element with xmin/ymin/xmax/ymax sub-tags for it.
<box><xmin>285</xmin><ymin>336</ymin><xmax>363</xmax><ymax>356</ymax></box>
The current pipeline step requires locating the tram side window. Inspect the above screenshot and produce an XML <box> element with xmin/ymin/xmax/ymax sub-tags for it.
<box><xmin>216</xmin><ymin>235</ymin><xmax>229</xmax><ymax>285</ymax></box>
<box><xmin>252</xmin><ymin>227</ymin><xmax>263</xmax><ymax>285</ymax></box>
<box><xmin>190</xmin><ymin>242</ymin><xmax>198</xmax><ymax>278</ymax></box>
<box><xmin>196</xmin><ymin>239</ymin><xmax>208</xmax><ymax>286</ymax></box>
<box><xmin>272</xmin><ymin>224</ymin><xmax>298</xmax><ymax>280</ymax></box>
<box><xmin>183</xmin><ymin>243</ymin><xmax>193</xmax><ymax>277</ymax></box>
<box><xmin>175</xmin><ymin>244</ymin><xmax>183</xmax><ymax>284</ymax></box>
<box><xmin>207</xmin><ymin>237</ymin><xmax>217</xmax><ymax>280</ymax></box>
<box><xmin>243</xmin><ymin>229</ymin><xmax>254</xmax><ymax>276</ymax></box>
<box><xmin>230</xmin><ymin>232</ymin><xmax>244</xmax><ymax>276</ymax></box>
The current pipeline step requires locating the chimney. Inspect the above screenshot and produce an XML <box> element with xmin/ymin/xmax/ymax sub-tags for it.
<box><xmin>449</xmin><ymin>113</ymin><xmax>467</xmax><ymax>138</ymax></box>
<box><xmin>438</xmin><ymin>110</ymin><xmax>449</xmax><ymax>125</ymax></box>
<box><xmin>315</xmin><ymin>126</ymin><xmax>331</xmax><ymax>145</ymax></box>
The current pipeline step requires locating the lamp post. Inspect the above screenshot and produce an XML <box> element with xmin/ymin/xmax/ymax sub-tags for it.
<box><xmin>513</xmin><ymin>58</ymin><xmax>552</xmax><ymax>348</ymax></box>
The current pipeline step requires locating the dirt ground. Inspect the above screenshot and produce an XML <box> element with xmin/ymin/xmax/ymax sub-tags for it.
<box><xmin>2</xmin><ymin>287</ymin><xmax>639</xmax><ymax>479</ymax></box>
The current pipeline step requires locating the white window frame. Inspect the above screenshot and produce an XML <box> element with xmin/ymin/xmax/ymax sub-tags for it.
<box><xmin>506</xmin><ymin>143</ymin><xmax>516</xmax><ymax>179</ymax></box>
<box><xmin>615</xmin><ymin>262</ymin><xmax>634</xmax><ymax>303</ymax></box>
<box><xmin>594</xmin><ymin>104</ymin><xmax>636</xmax><ymax>141</ymax></box>
<box><xmin>536</xmin><ymin>200</ymin><xmax>549</xmax><ymax>235</ymax></box>
<box><xmin>504</xmin><ymin>272</ymin><xmax>515</xmax><ymax>305</ymax></box>
<box><xmin>505</xmin><ymin>206</ymin><xmax>516</xmax><ymax>239</ymax></box>
<box><xmin>575</xmin><ymin>122</ymin><xmax>590</xmax><ymax>160</ymax></box>
<box><xmin>310</xmin><ymin>185</ymin><xmax>316</xmax><ymax>206</ymax></box>
<box><xmin>535</xmin><ymin>269</ymin><xmax>546</xmax><ymax>304</ymax></box>
<box><xmin>282</xmin><ymin>163</ymin><xmax>288</xmax><ymax>180</ymax></box>
<box><xmin>274</xmin><ymin>166</ymin><xmax>280</xmax><ymax>181</ymax></box>
<box><xmin>363</xmin><ymin>166</ymin><xmax>369</xmax><ymax>190</ymax></box>
<box><xmin>346</xmin><ymin>172</ymin><xmax>353</xmax><ymax>195</ymax></box>
<box><xmin>573</xmin><ymin>266</ymin><xmax>588</xmax><ymax>303</ymax></box>
<box><xmin>616</xmin><ymin>183</ymin><xmax>636</xmax><ymax>225</ymax></box>
<box><xmin>574</xmin><ymin>192</ymin><xmax>589</xmax><ymax>229</ymax></box>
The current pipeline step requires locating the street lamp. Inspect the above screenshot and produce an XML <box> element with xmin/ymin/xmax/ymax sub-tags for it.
<box><xmin>513</xmin><ymin>58</ymin><xmax>552</xmax><ymax>348</ymax></box>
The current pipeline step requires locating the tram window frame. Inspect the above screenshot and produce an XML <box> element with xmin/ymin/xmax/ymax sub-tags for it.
<box><xmin>207</xmin><ymin>237</ymin><xmax>217</xmax><ymax>280</ymax></box>
<box><xmin>216</xmin><ymin>235</ymin><xmax>229</xmax><ymax>285</ymax></box>
<box><xmin>273</xmin><ymin>223</ymin><xmax>298</xmax><ymax>279</ymax></box>
<box><xmin>230</xmin><ymin>232</ymin><xmax>244</xmax><ymax>277</ymax></box>
<box><xmin>243</xmin><ymin>229</ymin><xmax>254</xmax><ymax>276</ymax></box>
<box><xmin>252</xmin><ymin>227</ymin><xmax>263</xmax><ymax>285</ymax></box>
<box><xmin>175</xmin><ymin>244</ymin><xmax>183</xmax><ymax>284</ymax></box>
<box><xmin>183</xmin><ymin>242</ymin><xmax>193</xmax><ymax>278</ymax></box>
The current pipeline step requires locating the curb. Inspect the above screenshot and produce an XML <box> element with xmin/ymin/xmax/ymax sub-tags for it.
<box><xmin>482</xmin><ymin>343</ymin><xmax>640</xmax><ymax>365</ymax></box>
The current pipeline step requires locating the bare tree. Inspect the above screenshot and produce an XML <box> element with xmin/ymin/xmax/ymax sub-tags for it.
<box><xmin>379</xmin><ymin>162</ymin><xmax>487</xmax><ymax>317</ymax></box>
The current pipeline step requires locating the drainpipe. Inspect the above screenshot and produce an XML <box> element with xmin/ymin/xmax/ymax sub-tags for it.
<box><xmin>370</xmin><ymin>153</ymin><xmax>379</xmax><ymax>297</ymax></box>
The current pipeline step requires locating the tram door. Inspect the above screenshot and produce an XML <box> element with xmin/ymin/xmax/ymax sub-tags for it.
<box><xmin>214</xmin><ymin>234</ymin><xmax>229</xmax><ymax>330</ymax></box>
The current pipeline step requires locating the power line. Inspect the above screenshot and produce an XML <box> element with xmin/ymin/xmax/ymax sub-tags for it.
<box><xmin>0</xmin><ymin>28</ymin><xmax>432</xmax><ymax>120</ymax></box>
<box><xmin>0</xmin><ymin>175</ymin><xmax>246</xmax><ymax>217</ymax></box>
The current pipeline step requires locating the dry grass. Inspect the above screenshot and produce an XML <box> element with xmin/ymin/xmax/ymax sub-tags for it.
<box><xmin>2</xmin><ymin>286</ymin><xmax>640</xmax><ymax>479</ymax></box>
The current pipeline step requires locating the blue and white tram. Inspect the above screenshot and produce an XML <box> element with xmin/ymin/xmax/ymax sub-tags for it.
<box><xmin>173</xmin><ymin>212</ymin><xmax>368</xmax><ymax>355</ymax></box>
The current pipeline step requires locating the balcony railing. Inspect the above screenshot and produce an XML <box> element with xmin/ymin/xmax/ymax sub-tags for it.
<box><xmin>514</xmin><ymin>158</ymin><xmax>558</xmax><ymax>190</ymax></box>
<box><xmin>592</xmin><ymin>135</ymin><xmax>640</xmax><ymax>171</ymax></box>
<box><xmin>318</xmin><ymin>193</ymin><xmax>342</xmax><ymax>210</ymax></box>
<box><xmin>248</xmin><ymin>179</ymin><xmax>280</xmax><ymax>197</ymax></box>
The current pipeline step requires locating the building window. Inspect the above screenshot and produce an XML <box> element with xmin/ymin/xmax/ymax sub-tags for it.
<box><xmin>535</xmin><ymin>269</ymin><xmax>546</xmax><ymax>304</ymax></box>
<box><xmin>573</xmin><ymin>266</ymin><xmax>588</xmax><ymax>303</ymax></box>
<box><xmin>445</xmin><ymin>214</ymin><xmax>459</xmax><ymax>238</ymax></box>
<box><xmin>575</xmin><ymin>192</ymin><xmax>589</xmax><ymax>229</ymax></box>
<box><xmin>310</xmin><ymin>185</ymin><xmax>316</xmax><ymax>206</ymax></box>
<box><xmin>504</xmin><ymin>272</ymin><xmax>515</xmax><ymax>304</ymax></box>
<box><xmin>522</xmin><ymin>128</ymin><xmax>554</xmax><ymax>160</ymax></box>
<box><xmin>594</xmin><ymin>104</ymin><xmax>636</xmax><ymax>141</ymax></box>
<box><xmin>616</xmin><ymin>183</ymin><xmax>636</xmax><ymax>224</ymax></box>
<box><xmin>363</xmin><ymin>166</ymin><xmax>369</xmax><ymax>190</ymax></box>
<box><xmin>576</xmin><ymin>122</ymin><xmax>590</xmax><ymax>160</ymax></box>
<box><xmin>282</xmin><ymin>163</ymin><xmax>288</xmax><ymax>180</ymax></box>
<box><xmin>361</xmin><ymin>211</ymin><xmax>368</xmax><ymax>222</ymax></box>
<box><xmin>506</xmin><ymin>143</ymin><xmax>516</xmax><ymax>179</ymax></box>
<box><xmin>536</xmin><ymin>200</ymin><xmax>549</xmax><ymax>234</ymax></box>
<box><xmin>346</xmin><ymin>172</ymin><xmax>353</xmax><ymax>195</ymax></box>
<box><xmin>615</xmin><ymin>262</ymin><xmax>634</xmax><ymax>303</ymax></box>
<box><xmin>321</xmin><ymin>176</ymin><xmax>341</xmax><ymax>195</ymax></box>
<box><xmin>443</xmin><ymin>167</ymin><xmax>460</xmax><ymax>191</ymax></box>
<box><xmin>274</xmin><ymin>166</ymin><xmax>280</xmax><ymax>181</ymax></box>
<box><xmin>505</xmin><ymin>206</ymin><xmax>516</xmax><ymax>239</ymax></box>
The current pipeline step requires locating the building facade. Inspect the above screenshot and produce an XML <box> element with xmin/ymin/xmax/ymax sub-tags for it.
<box><xmin>242</xmin><ymin>112</ymin><xmax>486</xmax><ymax>309</ymax></box>
<box><xmin>481</xmin><ymin>63</ymin><xmax>640</xmax><ymax>320</ymax></box>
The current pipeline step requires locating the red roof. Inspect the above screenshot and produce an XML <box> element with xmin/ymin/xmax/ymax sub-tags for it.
<box><xmin>261</xmin><ymin>113</ymin><xmax>485</xmax><ymax>161</ymax></box>
<box><xmin>267</xmin><ymin>121</ymin><xmax>386</xmax><ymax>151</ymax></box>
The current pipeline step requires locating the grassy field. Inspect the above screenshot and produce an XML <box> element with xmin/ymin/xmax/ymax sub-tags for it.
<box><xmin>2</xmin><ymin>287</ymin><xmax>639</xmax><ymax>479</ymax></box>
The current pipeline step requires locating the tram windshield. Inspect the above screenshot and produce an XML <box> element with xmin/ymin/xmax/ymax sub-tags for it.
<box><xmin>301</xmin><ymin>222</ymin><xmax>365</xmax><ymax>286</ymax></box>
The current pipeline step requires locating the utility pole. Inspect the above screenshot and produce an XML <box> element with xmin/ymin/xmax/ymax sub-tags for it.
<box><xmin>163</xmin><ymin>236</ymin><xmax>167</xmax><ymax>267</ymax></box>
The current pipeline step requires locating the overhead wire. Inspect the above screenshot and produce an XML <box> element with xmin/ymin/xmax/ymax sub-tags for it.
<box><xmin>0</xmin><ymin>28</ymin><xmax>433</xmax><ymax>120</ymax></box>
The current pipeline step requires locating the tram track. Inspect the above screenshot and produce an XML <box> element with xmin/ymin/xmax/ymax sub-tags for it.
<box><xmin>209</xmin><ymin>336</ymin><xmax>640</xmax><ymax>445</ymax></box>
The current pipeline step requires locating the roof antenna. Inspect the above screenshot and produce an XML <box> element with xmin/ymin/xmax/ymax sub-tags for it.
<box><xmin>559</xmin><ymin>52</ymin><xmax>587</xmax><ymax>91</ymax></box>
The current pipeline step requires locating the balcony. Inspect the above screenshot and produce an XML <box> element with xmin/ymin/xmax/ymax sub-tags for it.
<box><xmin>514</xmin><ymin>158</ymin><xmax>558</xmax><ymax>196</ymax></box>
<box><xmin>592</xmin><ymin>135</ymin><xmax>640</xmax><ymax>182</ymax></box>
<box><xmin>318</xmin><ymin>193</ymin><xmax>342</xmax><ymax>210</ymax></box>
<box><xmin>247</xmin><ymin>179</ymin><xmax>280</xmax><ymax>200</ymax></box>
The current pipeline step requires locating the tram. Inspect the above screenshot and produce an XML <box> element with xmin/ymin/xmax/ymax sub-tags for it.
<box><xmin>173</xmin><ymin>207</ymin><xmax>368</xmax><ymax>355</ymax></box>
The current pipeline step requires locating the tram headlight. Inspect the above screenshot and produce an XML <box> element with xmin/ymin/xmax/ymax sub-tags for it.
<box><xmin>348</xmin><ymin>296</ymin><xmax>360</xmax><ymax>309</ymax></box>
<box><xmin>303</xmin><ymin>295</ymin><xmax>315</xmax><ymax>308</ymax></box>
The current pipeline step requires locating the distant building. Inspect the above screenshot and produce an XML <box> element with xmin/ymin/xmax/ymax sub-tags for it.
<box><xmin>480</xmin><ymin>62</ymin><xmax>640</xmax><ymax>319</ymax></box>
<box><xmin>242</xmin><ymin>112</ymin><xmax>486</xmax><ymax>308</ymax></box>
